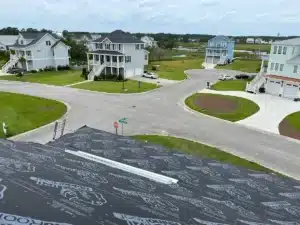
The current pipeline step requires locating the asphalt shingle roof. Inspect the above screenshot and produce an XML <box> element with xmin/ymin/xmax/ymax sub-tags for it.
<box><xmin>9</xmin><ymin>32</ymin><xmax>61</xmax><ymax>48</ymax></box>
<box><xmin>94</xmin><ymin>30</ymin><xmax>144</xmax><ymax>44</ymax></box>
<box><xmin>89</xmin><ymin>50</ymin><xmax>124</xmax><ymax>55</ymax></box>
<box><xmin>0</xmin><ymin>126</ymin><xmax>299</xmax><ymax>224</ymax></box>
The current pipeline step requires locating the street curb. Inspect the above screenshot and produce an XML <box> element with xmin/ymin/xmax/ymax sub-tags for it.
<box><xmin>131</xmin><ymin>132</ymin><xmax>299</xmax><ymax>180</ymax></box>
<box><xmin>8</xmin><ymin>100</ymin><xmax>71</xmax><ymax>141</ymax></box>
<box><xmin>180</xmin><ymin>90</ymin><xmax>300</xmax><ymax>146</ymax></box>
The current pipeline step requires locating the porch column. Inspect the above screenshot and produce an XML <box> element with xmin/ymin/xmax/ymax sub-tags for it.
<box><xmin>87</xmin><ymin>53</ymin><xmax>90</xmax><ymax>71</ymax></box>
<box><xmin>104</xmin><ymin>55</ymin><xmax>107</xmax><ymax>75</ymax></box>
<box><xmin>117</xmin><ymin>56</ymin><xmax>119</xmax><ymax>68</ymax></box>
<box><xmin>260</xmin><ymin>59</ymin><xmax>264</xmax><ymax>72</ymax></box>
<box><xmin>110</xmin><ymin>56</ymin><xmax>113</xmax><ymax>74</ymax></box>
<box><xmin>117</xmin><ymin>56</ymin><xmax>119</xmax><ymax>76</ymax></box>
<box><xmin>25</xmin><ymin>60</ymin><xmax>28</xmax><ymax>71</ymax></box>
<box><xmin>93</xmin><ymin>54</ymin><xmax>95</xmax><ymax>65</ymax></box>
<box><xmin>98</xmin><ymin>54</ymin><xmax>100</xmax><ymax>64</ymax></box>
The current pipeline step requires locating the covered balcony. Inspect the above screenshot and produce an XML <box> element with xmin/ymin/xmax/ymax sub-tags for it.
<box><xmin>87</xmin><ymin>50</ymin><xmax>125</xmax><ymax>70</ymax></box>
<box><xmin>9</xmin><ymin>49</ymin><xmax>33</xmax><ymax>60</ymax></box>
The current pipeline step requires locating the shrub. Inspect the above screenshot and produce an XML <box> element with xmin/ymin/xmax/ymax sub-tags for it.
<box><xmin>30</xmin><ymin>70</ymin><xmax>37</xmax><ymax>73</ymax></box>
<box><xmin>65</xmin><ymin>65</ymin><xmax>70</xmax><ymax>70</ymax></box>
<box><xmin>117</xmin><ymin>74</ymin><xmax>124</xmax><ymax>81</ymax></box>
<box><xmin>82</xmin><ymin>68</ymin><xmax>87</xmax><ymax>76</ymax></box>
<box><xmin>57</xmin><ymin>65</ymin><xmax>62</xmax><ymax>71</ymax></box>
<box><xmin>152</xmin><ymin>65</ymin><xmax>157</xmax><ymax>70</ymax></box>
<box><xmin>16</xmin><ymin>72</ymin><xmax>23</xmax><ymax>77</ymax></box>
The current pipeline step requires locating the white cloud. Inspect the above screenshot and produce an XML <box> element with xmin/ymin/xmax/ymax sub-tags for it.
<box><xmin>0</xmin><ymin>0</ymin><xmax>298</xmax><ymax>35</ymax></box>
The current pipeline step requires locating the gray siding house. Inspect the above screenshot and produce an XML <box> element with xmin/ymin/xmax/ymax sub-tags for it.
<box><xmin>2</xmin><ymin>32</ymin><xmax>70</xmax><ymax>73</ymax></box>
<box><xmin>87</xmin><ymin>30</ymin><xmax>149</xmax><ymax>80</ymax></box>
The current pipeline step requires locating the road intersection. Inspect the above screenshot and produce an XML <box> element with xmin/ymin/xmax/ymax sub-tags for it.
<box><xmin>1</xmin><ymin>69</ymin><xmax>300</xmax><ymax>179</ymax></box>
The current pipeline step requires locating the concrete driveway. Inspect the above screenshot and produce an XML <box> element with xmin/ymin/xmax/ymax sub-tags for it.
<box><xmin>199</xmin><ymin>89</ymin><xmax>300</xmax><ymax>134</ymax></box>
<box><xmin>129</xmin><ymin>75</ymin><xmax>180</xmax><ymax>86</ymax></box>
<box><xmin>1</xmin><ymin>69</ymin><xmax>300</xmax><ymax>180</ymax></box>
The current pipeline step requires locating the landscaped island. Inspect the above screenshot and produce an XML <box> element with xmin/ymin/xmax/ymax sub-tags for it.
<box><xmin>185</xmin><ymin>93</ymin><xmax>259</xmax><ymax>122</ymax></box>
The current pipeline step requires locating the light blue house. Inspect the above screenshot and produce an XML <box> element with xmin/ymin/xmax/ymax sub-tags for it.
<box><xmin>205</xmin><ymin>35</ymin><xmax>235</xmax><ymax>65</ymax></box>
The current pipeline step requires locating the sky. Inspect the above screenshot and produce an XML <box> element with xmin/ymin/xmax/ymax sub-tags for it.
<box><xmin>0</xmin><ymin>0</ymin><xmax>299</xmax><ymax>36</ymax></box>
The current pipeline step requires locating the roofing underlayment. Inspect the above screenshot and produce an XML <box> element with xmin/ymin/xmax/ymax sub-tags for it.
<box><xmin>0</xmin><ymin>126</ymin><xmax>299</xmax><ymax>224</ymax></box>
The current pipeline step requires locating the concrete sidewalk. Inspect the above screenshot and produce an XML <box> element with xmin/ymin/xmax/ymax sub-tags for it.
<box><xmin>199</xmin><ymin>89</ymin><xmax>300</xmax><ymax>134</ymax></box>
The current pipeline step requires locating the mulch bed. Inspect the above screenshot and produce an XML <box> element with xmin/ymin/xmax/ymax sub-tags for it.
<box><xmin>193</xmin><ymin>95</ymin><xmax>238</xmax><ymax>113</ymax></box>
<box><xmin>279</xmin><ymin>119</ymin><xmax>300</xmax><ymax>140</ymax></box>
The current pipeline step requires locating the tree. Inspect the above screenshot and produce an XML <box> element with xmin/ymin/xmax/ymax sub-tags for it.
<box><xmin>63</xmin><ymin>37</ymin><xmax>88</xmax><ymax>62</ymax></box>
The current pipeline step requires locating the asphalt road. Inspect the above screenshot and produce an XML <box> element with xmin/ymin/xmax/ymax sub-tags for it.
<box><xmin>1</xmin><ymin>69</ymin><xmax>300</xmax><ymax>180</ymax></box>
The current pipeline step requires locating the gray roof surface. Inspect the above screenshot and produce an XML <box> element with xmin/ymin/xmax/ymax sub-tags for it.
<box><xmin>9</xmin><ymin>32</ymin><xmax>65</xmax><ymax>49</ymax></box>
<box><xmin>0</xmin><ymin>35</ymin><xmax>18</xmax><ymax>45</ymax></box>
<box><xmin>89</xmin><ymin>50</ymin><xmax>124</xmax><ymax>55</ymax></box>
<box><xmin>273</xmin><ymin>37</ymin><xmax>300</xmax><ymax>45</ymax></box>
<box><xmin>94</xmin><ymin>30</ymin><xmax>144</xmax><ymax>44</ymax></box>
<box><xmin>209</xmin><ymin>35</ymin><xmax>234</xmax><ymax>42</ymax></box>
<box><xmin>0</xmin><ymin>126</ymin><xmax>297</xmax><ymax>224</ymax></box>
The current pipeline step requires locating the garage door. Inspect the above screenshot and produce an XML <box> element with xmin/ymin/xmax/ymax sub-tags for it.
<box><xmin>266</xmin><ymin>80</ymin><xmax>281</xmax><ymax>96</ymax></box>
<box><xmin>134</xmin><ymin>68</ymin><xmax>143</xmax><ymax>76</ymax></box>
<box><xmin>283</xmin><ymin>83</ymin><xmax>299</xmax><ymax>99</ymax></box>
<box><xmin>125</xmin><ymin>69</ymin><xmax>134</xmax><ymax>78</ymax></box>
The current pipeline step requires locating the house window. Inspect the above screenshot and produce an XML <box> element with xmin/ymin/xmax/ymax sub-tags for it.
<box><xmin>119</xmin><ymin>44</ymin><xmax>122</xmax><ymax>50</ymax></box>
<box><xmin>293</xmin><ymin>65</ymin><xmax>298</xmax><ymax>73</ymax></box>
<box><xmin>275</xmin><ymin>63</ymin><xmax>279</xmax><ymax>71</ymax></box>
<box><xmin>141</xmin><ymin>44</ymin><xmax>144</xmax><ymax>49</ymax></box>
<box><xmin>278</xmin><ymin>46</ymin><xmax>282</xmax><ymax>54</ymax></box>
<box><xmin>125</xmin><ymin>56</ymin><xmax>131</xmax><ymax>63</ymax></box>
<box><xmin>273</xmin><ymin>46</ymin><xmax>277</xmax><ymax>54</ymax></box>
<box><xmin>46</xmin><ymin>41</ymin><xmax>51</xmax><ymax>46</ymax></box>
<box><xmin>105</xmin><ymin>44</ymin><xmax>110</xmax><ymax>50</ymax></box>
<box><xmin>280</xmin><ymin>64</ymin><xmax>284</xmax><ymax>71</ymax></box>
<box><xmin>112</xmin><ymin>44</ymin><xmax>115</xmax><ymax>50</ymax></box>
<box><xmin>270</xmin><ymin>63</ymin><xmax>274</xmax><ymax>70</ymax></box>
<box><xmin>145</xmin><ymin>54</ymin><xmax>148</xmax><ymax>60</ymax></box>
<box><xmin>135</xmin><ymin>44</ymin><xmax>140</xmax><ymax>50</ymax></box>
<box><xmin>100</xmin><ymin>43</ymin><xmax>103</xmax><ymax>49</ymax></box>
<box><xmin>20</xmin><ymin>40</ymin><xmax>24</xmax><ymax>45</ymax></box>
<box><xmin>283</xmin><ymin>47</ymin><xmax>287</xmax><ymax>55</ymax></box>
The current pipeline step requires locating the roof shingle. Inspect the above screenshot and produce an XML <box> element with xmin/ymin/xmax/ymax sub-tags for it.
<box><xmin>93</xmin><ymin>30</ymin><xmax>144</xmax><ymax>44</ymax></box>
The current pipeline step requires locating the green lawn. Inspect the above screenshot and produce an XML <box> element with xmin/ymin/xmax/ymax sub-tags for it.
<box><xmin>0</xmin><ymin>92</ymin><xmax>67</xmax><ymax>138</ymax></box>
<box><xmin>282</xmin><ymin>112</ymin><xmax>300</xmax><ymax>131</ymax></box>
<box><xmin>0</xmin><ymin>70</ymin><xmax>84</xmax><ymax>86</ymax></box>
<box><xmin>134</xmin><ymin>135</ymin><xmax>275</xmax><ymax>173</ymax></box>
<box><xmin>149</xmin><ymin>59</ymin><xmax>203</xmax><ymax>80</ymax></box>
<box><xmin>211</xmin><ymin>79</ymin><xmax>252</xmax><ymax>91</ymax></box>
<box><xmin>185</xmin><ymin>93</ymin><xmax>259</xmax><ymax>122</ymax></box>
<box><xmin>73</xmin><ymin>80</ymin><xmax>158</xmax><ymax>93</ymax></box>
<box><xmin>216</xmin><ymin>59</ymin><xmax>261</xmax><ymax>73</ymax></box>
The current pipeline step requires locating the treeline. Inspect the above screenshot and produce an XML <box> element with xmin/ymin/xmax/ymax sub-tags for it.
<box><xmin>0</xmin><ymin>27</ymin><xmax>53</xmax><ymax>35</ymax></box>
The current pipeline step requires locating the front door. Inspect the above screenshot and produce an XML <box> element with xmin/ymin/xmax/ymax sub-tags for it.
<box><xmin>100</xmin><ymin>55</ymin><xmax>104</xmax><ymax>64</ymax></box>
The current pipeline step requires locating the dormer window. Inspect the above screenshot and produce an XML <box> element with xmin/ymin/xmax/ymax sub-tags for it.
<box><xmin>20</xmin><ymin>40</ymin><xmax>24</xmax><ymax>45</ymax></box>
<box><xmin>46</xmin><ymin>41</ymin><xmax>51</xmax><ymax>46</ymax></box>
<box><xmin>105</xmin><ymin>44</ymin><xmax>110</xmax><ymax>50</ymax></box>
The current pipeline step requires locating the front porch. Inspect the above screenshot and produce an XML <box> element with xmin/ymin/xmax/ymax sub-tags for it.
<box><xmin>9</xmin><ymin>49</ymin><xmax>33</xmax><ymax>60</ymax></box>
<box><xmin>87</xmin><ymin>50</ymin><xmax>125</xmax><ymax>73</ymax></box>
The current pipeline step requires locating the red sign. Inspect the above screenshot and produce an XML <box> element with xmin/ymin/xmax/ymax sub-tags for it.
<box><xmin>114</xmin><ymin>121</ymin><xmax>118</xmax><ymax>128</ymax></box>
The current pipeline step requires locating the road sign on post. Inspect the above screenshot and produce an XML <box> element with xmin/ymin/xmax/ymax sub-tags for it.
<box><xmin>114</xmin><ymin>121</ymin><xmax>119</xmax><ymax>135</ymax></box>
<box><xmin>118</xmin><ymin>118</ymin><xmax>128</xmax><ymax>135</ymax></box>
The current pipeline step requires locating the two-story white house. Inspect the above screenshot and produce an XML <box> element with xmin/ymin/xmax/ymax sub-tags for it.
<box><xmin>263</xmin><ymin>38</ymin><xmax>300</xmax><ymax>99</ymax></box>
<box><xmin>205</xmin><ymin>35</ymin><xmax>235</xmax><ymax>65</ymax></box>
<box><xmin>141</xmin><ymin>36</ymin><xmax>158</xmax><ymax>48</ymax></box>
<box><xmin>87</xmin><ymin>30</ymin><xmax>149</xmax><ymax>80</ymax></box>
<box><xmin>2</xmin><ymin>32</ymin><xmax>70</xmax><ymax>73</ymax></box>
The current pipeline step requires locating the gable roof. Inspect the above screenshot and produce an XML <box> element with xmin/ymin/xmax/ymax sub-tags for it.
<box><xmin>51</xmin><ymin>40</ymin><xmax>70</xmax><ymax>49</ymax></box>
<box><xmin>209</xmin><ymin>35</ymin><xmax>234</xmax><ymax>42</ymax></box>
<box><xmin>94</xmin><ymin>30</ymin><xmax>144</xmax><ymax>43</ymax></box>
<box><xmin>0</xmin><ymin>35</ymin><xmax>18</xmax><ymax>45</ymax></box>
<box><xmin>9</xmin><ymin>32</ymin><xmax>64</xmax><ymax>49</ymax></box>
<box><xmin>273</xmin><ymin>37</ymin><xmax>300</xmax><ymax>46</ymax></box>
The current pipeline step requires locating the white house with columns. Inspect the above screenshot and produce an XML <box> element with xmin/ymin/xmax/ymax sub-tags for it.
<box><xmin>2</xmin><ymin>32</ymin><xmax>70</xmax><ymax>73</ymax></box>
<box><xmin>87</xmin><ymin>30</ymin><xmax>149</xmax><ymax>80</ymax></box>
<box><xmin>246</xmin><ymin>37</ymin><xmax>300</xmax><ymax>99</ymax></box>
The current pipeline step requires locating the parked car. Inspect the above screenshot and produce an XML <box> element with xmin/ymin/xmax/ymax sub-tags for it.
<box><xmin>219</xmin><ymin>74</ymin><xmax>234</xmax><ymax>81</ymax></box>
<box><xmin>294</xmin><ymin>98</ymin><xmax>300</xmax><ymax>102</ymax></box>
<box><xmin>7</xmin><ymin>68</ymin><xmax>26</xmax><ymax>74</ymax></box>
<box><xmin>235</xmin><ymin>74</ymin><xmax>250</xmax><ymax>79</ymax></box>
<box><xmin>142</xmin><ymin>72</ymin><xmax>158</xmax><ymax>79</ymax></box>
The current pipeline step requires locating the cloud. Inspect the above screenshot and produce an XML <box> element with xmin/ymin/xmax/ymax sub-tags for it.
<box><xmin>0</xmin><ymin>0</ymin><xmax>298</xmax><ymax>35</ymax></box>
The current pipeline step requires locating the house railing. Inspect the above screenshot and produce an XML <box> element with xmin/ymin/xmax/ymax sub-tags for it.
<box><xmin>1</xmin><ymin>55</ymin><xmax>20</xmax><ymax>73</ymax></box>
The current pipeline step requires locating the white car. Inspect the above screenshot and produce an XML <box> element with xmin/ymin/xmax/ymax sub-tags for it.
<box><xmin>219</xmin><ymin>74</ymin><xmax>234</xmax><ymax>81</ymax></box>
<box><xmin>142</xmin><ymin>72</ymin><xmax>158</xmax><ymax>79</ymax></box>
